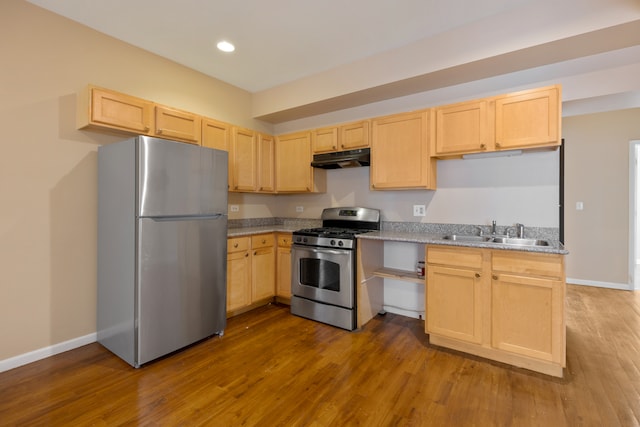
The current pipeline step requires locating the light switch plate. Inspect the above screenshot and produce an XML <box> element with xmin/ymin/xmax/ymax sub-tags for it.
<box><xmin>413</xmin><ymin>205</ymin><xmax>426</xmax><ymax>216</ymax></box>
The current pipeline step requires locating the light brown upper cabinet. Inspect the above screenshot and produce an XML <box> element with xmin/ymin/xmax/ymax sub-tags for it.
<box><xmin>433</xmin><ymin>85</ymin><xmax>561</xmax><ymax>158</ymax></box>
<box><xmin>275</xmin><ymin>131</ymin><xmax>316</xmax><ymax>193</ymax></box>
<box><xmin>257</xmin><ymin>133</ymin><xmax>275</xmax><ymax>193</ymax></box>
<box><xmin>494</xmin><ymin>86</ymin><xmax>560</xmax><ymax>150</ymax></box>
<box><xmin>311</xmin><ymin>120</ymin><xmax>369</xmax><ymax>154</ymax></box>
<box><xmin>201</xmin><ymin>118</ymin><xmax>230</xmax><ymax>151</ymax></box>
<box><xmin>78</xmin><ymin>85</ymin><xmax>201</xmax><ymax>144</ymax></box>
<box><xmin>77</xmin><ymin>85</ymin><xmax>152</xmax><ymax>134</ymax></box>
<box><xmin>370</xmin><ymin>110</ymin><xmax>436</xmax><ymax>190</ymax></box>
<box><xmin>435</xmin><ymin>99</ymin><xmax>492</xmax><ymax>156</ymax></box>
<box><xmin>154</xmin><ymin>105</ymin><xmax>201</xmax><ymax>144</ymax></box>
<box><xmin>312</xmin><ymin>126</ymin><xmax>339</xmax><ymax>154</ymax></box>
<box><xmin>339</xmin><ymin>120</ymin><xmax>370</xmax><ymax>150</ymax></box>
<box><xmin>230</xmin><ymin>127</ymin><xmax>257</xmax><ymax>192</ymax></box>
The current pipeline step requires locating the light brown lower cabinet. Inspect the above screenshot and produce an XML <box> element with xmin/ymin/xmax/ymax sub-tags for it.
<box><xmin>426</xmin><ymin>245</ymin><xmax>566</xmax><ymax>377</ymax></box>
<box><xmin>226</xmin><ymin>237</ymin><xmax>251</xmax><ymax>312</ymax></box>
<box><xmin>276</xmin><ymin>233</ymin><xmax>293</xmax><ymax>301</ymax></box>
<box><xmin>226</xmin><ymin>233</ymin><xmax>278</xmax><ymax>316</ymax></box>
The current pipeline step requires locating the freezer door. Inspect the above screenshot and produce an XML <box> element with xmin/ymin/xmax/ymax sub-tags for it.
<box><xmin>136</xmin><ymin>215</ymin><xmax>227</xmax><ymax>366</ymax></box>
<box><xmin>137</xmin><ymin>136</ymin><xmax>228</xmax><ymax>217</ymax></box>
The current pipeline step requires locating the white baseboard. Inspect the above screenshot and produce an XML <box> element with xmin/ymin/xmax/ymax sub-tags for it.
<box><xmin>0</xmin><ymin>333</ymin><xmax>97</xmax><ymax>373</ymax></box>
<box><xmin>566</xmin><ymin>277</ymin><xmax>632</xmax><ymax>291</ymax></box>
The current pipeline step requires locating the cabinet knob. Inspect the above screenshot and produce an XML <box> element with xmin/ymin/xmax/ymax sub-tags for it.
<box><xmin>493</xmin><ymin>275</ymin><xmax>498</xmax><ymax>280</ymax></box>
<box><xmin>480</xmin><ymin>143</ymin><xmax>486</xmax><ymax>150</ymax></box>
<box><xmin>262</xmin><ymin>239</ymin><xmax>266</xmax><ymax>244</ymax></box>
<box><xmin>254</xmin><ymin>251</ymin><xmax>257</xmax><ymax>255</ymax></box>
<box><xmin>234</xmin><ymin>243</ymin><xmax>239</xmax><ymax>248</ymax></box>
<box><xmin>475</xmin><ymin>273</ymin><xmax>481</xmax><ymax>278</ymax></box>
<box><xmin>495</xmin><ymin>142</ymin><xmax>501</xmax><ymax>149</ymax></box>
<box><xmin>143</xmin><ymin>126</ymin><xmax>150</xmax><ymax>132</ymax></box>
<box><xmin>245</xmin><ymin>253</ymin><xmax>249</xmax><ymax>258</ymax></box>
<box><xmin>157</xmin><ymin>128</ymin><xmax>163</xmax><ymax>134</ymax></box>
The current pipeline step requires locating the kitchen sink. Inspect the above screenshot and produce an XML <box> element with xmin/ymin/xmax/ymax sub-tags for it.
<box><xmin>489</xmin><ymin>237</ymin><xmax>549</xmax><ymax>247</ymax></box>
<box><xmin>441</xmin><ymin>235</ymin><xmax>549</xmax><ymax>247</ymax></box>
<box><xmin>441</xmin><ymin>234</ymin><xmax>492</xmax><ymax>242</ymax></box>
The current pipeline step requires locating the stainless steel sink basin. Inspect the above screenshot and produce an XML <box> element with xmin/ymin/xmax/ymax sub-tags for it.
<box><xmin>442</xmin><ymin>234</ymin><xmax>492</xmax><ymax>242</ymax></box>
<box><xmin>489</xmin><ymin>237</ymin><xmax>549</xmax><ymax>247</ymax></box>
<box><xmin>441</xmin><ymin>235</ymin><xmax>549</xmax><ymax>247</ymax></box>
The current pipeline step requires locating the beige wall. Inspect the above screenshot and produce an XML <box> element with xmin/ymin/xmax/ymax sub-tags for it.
<box><xmin>563</xmin><ymin>108</ymin><xmax>640</xmax><ymax>286</ymax></box>
<box><xmin>0</xmin><ymin>0</ymin><xmax>268</xmax><ymax>361</ymax></box>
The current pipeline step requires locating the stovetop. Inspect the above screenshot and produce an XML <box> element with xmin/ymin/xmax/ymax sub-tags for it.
<box><xmin>293</xmin><ymin>227</ymin><xmax>373</xmax><ymax>239</ymax></box>
<box><xmin>292</xmin><ymin>208</ymin><xmax>380</xmax><ymax>249</ymax></box>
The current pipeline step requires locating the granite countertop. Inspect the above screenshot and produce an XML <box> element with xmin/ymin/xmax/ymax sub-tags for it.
<box><xmin>358</xmin><ymin>230</ymin><xmax>568</xmax><ymax>255</ymax></box>
<box><xmin>227</xmin><ymin>225</ymin><xmax>300</xmax><ymax>237</ymax></box>
<box><xmin>226</xmin><ymin>218</ymin><xmax>568</xmax><ymax>255</ymax></box>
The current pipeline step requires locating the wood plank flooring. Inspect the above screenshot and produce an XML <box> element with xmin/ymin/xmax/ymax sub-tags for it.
<box><xmin>1</xmin><ymin>284</ymin><xmax>639</xmax><ymax>426</ymax></box>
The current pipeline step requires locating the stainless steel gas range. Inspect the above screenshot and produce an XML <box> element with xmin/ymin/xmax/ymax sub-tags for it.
<box><xmin>290</xmin><ymin>207</ymin><xmax>380</xmax><ymax>330</ymax></box>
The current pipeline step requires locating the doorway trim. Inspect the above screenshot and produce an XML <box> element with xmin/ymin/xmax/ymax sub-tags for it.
<box><xmin>629</xmin><ymin>140</ymin><xmax>640</xmax><ymax>290</ymax></box>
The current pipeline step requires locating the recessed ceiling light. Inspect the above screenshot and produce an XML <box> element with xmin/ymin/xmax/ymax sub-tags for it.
<box><xmin>216</xmin><ymin>41</ymin><xmax>235</xmax><ymax>53</ymax></box>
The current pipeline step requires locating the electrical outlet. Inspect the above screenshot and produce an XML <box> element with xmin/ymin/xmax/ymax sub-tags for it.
<box><xmin>296</xmin><ymin>206</ymin><xmax>304</xmax><ymax>213</ymax></box>
<box><xmin>413</xmin><ymin>205</ymin><xmax>426</xmax><ymax>217</ymax></box>
<box><xmin>576</xmin><ymin>201</ymin><xmax>584</xmax><ymax>211</ymax></box>
<box><xmin>230</xmin><ymin>205</ymin><xmax>239</xmax><ymax>212</ymax></box>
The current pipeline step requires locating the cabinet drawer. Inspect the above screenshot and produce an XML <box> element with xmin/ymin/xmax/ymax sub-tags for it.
<box><xmin>277</xmin><ymin>233</ymin><xmax>292</xmax><ymax>248</ymax></box>
<box><xmin>227</xmin><ymin>237</ymin><xmax>250</xmax><ymax>253</ymax></box>
<box><xmin>251</xmin><ymin>233</ymin><xmax>275</xmax><ymax>249</ymax></box>
<box><xmin>427</xmin><ymin>246</ymin><xmax>483</xmax><ymax>269</ymax></box>
<box><xmin>492</xmin><ymin>251</ymin><xmax>564</xmax><ymax>279</ymax></box>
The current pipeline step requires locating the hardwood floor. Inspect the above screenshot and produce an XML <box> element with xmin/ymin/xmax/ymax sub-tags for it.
<box><xmin>1</xmin><ymin>284</ymin><xmax>639</xmax><ymax>426</ymax></box>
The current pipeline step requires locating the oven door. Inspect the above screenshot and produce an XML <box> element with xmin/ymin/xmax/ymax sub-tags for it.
<box><xmin>291</xmin><ymin>244</ymin><xmax>354</xmax><ymax>309</ymax></box>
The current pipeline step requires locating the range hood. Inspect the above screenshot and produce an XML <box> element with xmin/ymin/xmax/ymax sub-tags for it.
<box><xmin>311</xmin><ymin>148</ymin><xmax>370</xmax><ymax>169</ymax></box>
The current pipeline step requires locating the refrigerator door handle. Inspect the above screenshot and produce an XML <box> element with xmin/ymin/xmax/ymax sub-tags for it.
<box><xmin>141</xmin><ymin>214</ymin><xmax>226</xmax><ymax>221</ymax></box>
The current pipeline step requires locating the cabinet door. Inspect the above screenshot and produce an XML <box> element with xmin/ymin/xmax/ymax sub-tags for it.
<box><xmin>276</xmin><ymin>233</ymin><xmax>292</xmax><ymax>299</ymax></box>
<box><xmin>435</xmin><ymin>99</ymin><xmax>491</xmax><ymax>155</ymax></box>
<box><xmin>275</xmin><ymin>132</ymin><xmax>313</xmax><ymax>192</ymax></box>
<box><xmin>231</xmin><ymin>127</ymin><xmax>257</xmax><ymax>192</ymax></box>
<box><xmin>202</xmin><ymin>118</ymin><xmax>232</xmax><ymax>189</ymax></box>
<box><xmin>252</xmin><ymin>247</ymin><xmax>276</xmax><ymax>301</ymax></box>
<box><xmin>492</xmin><ymin>273</ymin><xmax>564</xmax><ymax>363</ymax></box>
<box><xmin>312</xmin><ymin>127</ymin><xmax>338</xmax><ymax>154</ymax></box>
<box><xmin>426</xmin><ymin>265</ymin><xmax>483</xmax><ymax>344</ymax></box>
<box><xmin>227</xmin><ymin>250</ymin><xmax>251</xmax><ymax>312</ymax></box>
<box><xmin>340</xmin><ymin>120</ymin><xmax>369</xmax><ymax>150</ymax></box>
<box><xmin>202</xmin><ymin>118</ymin><xmax>230</xmax><ymax>151</ymax></box>
<box><xmin>89</xmin><ymin>87</ymin><xmax>152</xmax><ymax>133</ymax></box>
<box><xmin>257</xmin><ymin>133</ymin><xmax>275</xmax><ymax>193</ymax></box>
<box><xmin>371</xmin><ymin>110</ymin><xmax>436</xmax><ymax>190</ymax></box>
<box><xmin>154</xmin><ymin>106</ymin><xmax>201</xmax><ymax>144</ymax></box>
<box><xmin>494</xmin><ymin>86</ymin><xmax>560</xmax><ymax>150</ymax></box>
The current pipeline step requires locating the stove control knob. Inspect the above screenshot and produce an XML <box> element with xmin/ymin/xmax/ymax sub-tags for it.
<box><xmin>330</xmin><ymin>240</ymin><xmax>336</xmax><ymax>246</ymax></box>
<box><xmin>338</xmin><ymin>241</ymin><xmax>344</xmax><ymax>247</ymax></box>
<box><xmin>303</xmin><ymin>237</ymin><xmax>308</xmax><ymax>243</ymax></box>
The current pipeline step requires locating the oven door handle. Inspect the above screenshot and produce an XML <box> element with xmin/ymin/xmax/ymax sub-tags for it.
<box><xmin>292</xmin><ymin>245</ymin><xmax>351</xmax><ymax>256</ymax></box>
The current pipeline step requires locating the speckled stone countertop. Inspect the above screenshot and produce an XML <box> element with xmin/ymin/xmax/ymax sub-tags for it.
<box><xmin>227</xmin><ymin>218</ymin><xmax>568</xmax><ymax>255</ymax></box>
<box><xmin>359</xmin><ymin>230</ymin><xmax>568</xmax><ymax>255</ymax></box>
<box><xmin>226</xmin><ymin>217</ymin><xmax>320</xmax><ymax>237</ymax></box>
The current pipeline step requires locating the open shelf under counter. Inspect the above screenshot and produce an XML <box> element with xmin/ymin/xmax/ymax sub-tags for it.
<box><xmin>373</xmin><ymin>267</ymin><xmax>425</xmax><ymax>285</ymax></box>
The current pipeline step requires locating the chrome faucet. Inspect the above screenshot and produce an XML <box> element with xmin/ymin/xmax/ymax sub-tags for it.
<box><xmin>516</xmin><ymin>223</ymin><xmax>525</xmax><ymax>238</ymax></box>
<box><xmin>491</xmin><ymin>220</ymin><xmax>497</xmax><ymax>235</ymax></box>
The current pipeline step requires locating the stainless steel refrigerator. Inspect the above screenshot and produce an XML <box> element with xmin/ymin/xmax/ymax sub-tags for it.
<box><xmin>97</xmin><ymin>136</ymin><xmax>228</xmax><ymax>367</ymax></box>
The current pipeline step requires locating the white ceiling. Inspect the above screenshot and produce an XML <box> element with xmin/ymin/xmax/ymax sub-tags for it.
<box><xmin>26</xmin><ymin>0</ymin><xmax>640</xmax><ymax>123</ymax></box>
